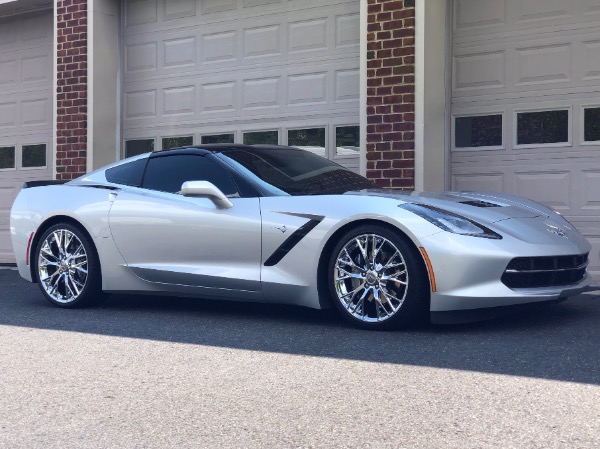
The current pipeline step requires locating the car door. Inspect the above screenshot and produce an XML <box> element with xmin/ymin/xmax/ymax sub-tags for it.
<box><xmin>108</xmin><ymin>152</ymin><xmax>262</xmax><ymax>298</ymax></box>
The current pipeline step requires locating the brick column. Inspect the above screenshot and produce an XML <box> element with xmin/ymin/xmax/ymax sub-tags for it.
<box><xmin>56</xmin><ymin>0</ymin><xmax>88</xmax><ymax>180</ymax></box>
<box><xmin>366</xmin><ymin>0</ymin><xmax>415</xmax><ymax>189</ymax></box>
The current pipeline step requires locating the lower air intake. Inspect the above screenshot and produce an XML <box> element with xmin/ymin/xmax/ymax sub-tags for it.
<box><xmin>501</xmin><ymin>254</ymin><xmax>588</xmax><ymax>289</ymax></box>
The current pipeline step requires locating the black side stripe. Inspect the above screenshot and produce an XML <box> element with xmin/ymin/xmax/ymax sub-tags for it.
<box><xmin>264</xmin><ymin>216</ymin><xmax>324</xmax><ymax>267</ymax></box>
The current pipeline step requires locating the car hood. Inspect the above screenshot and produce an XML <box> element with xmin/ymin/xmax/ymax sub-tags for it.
<box><xmin>346</xmin><ymin>189</ymin><xmax>552</xmax><ymax>224</ymax></box>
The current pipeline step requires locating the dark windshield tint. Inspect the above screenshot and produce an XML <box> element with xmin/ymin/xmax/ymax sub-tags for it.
<box><xmin>105</xmin><ymin>158</ymin><xmax>147</xmax><ymax>187</ymax></box>
<box><xmin>221</xmin><ymin>148</ymin><xmax>375</xmax><ymax>195</ymax></box>
<box><xmin>142</xmin><ymin>154</ymin><xmax>238</xmax><ymax>195</ymax></box>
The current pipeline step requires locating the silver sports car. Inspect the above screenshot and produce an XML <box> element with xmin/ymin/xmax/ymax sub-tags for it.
<box><xmin>10</xmin><ymin>144</ymin><xmax>595</xmax><ymax>329</ymax></box>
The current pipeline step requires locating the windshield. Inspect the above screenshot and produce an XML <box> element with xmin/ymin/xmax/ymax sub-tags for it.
<box><xmin>221</xmin><ymin>148</ymin><xmax>376</xmax><ymax>196</ymax></box>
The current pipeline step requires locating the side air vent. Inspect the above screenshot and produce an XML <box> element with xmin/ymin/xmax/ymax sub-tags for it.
<box><xmin>460</xmin><ymin>200</ymin><xmax>501</xmax><ymax>208</ymax></box>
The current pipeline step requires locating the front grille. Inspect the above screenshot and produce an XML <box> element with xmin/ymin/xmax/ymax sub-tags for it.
<box><xmin>501</xmin><ymin>253</ymin><xmax>588</xmax><ymax>289</ymax></box>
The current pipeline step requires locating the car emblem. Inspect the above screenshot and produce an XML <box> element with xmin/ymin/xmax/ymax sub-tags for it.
<box><xmin>273</xmin><ymin>225</ymin><xmax>287</xmax><ymax>233</ymax></box>
<box><xmin>546</xmin><ymin>224</ymin><xmax>566</xmax><ymax>237</ymax></box>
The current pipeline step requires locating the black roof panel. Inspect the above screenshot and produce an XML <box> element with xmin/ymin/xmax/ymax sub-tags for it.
<box><xmin>153</xmin><ymin>144</ymin><xmax>305</xmax><ymax>155</ymax></box>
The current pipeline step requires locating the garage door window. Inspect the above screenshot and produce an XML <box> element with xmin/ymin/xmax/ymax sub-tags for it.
<box><xmin>516</xmin><ymin>110</ymin><xmax>569</xmax><ymax>146</ymax></box>
<box><xmin>162</xmin><ymin>136</ymin><xmax>193</xmax><ymax>150</ymax></box>
<box><xmin>454</xmin><ymin>114</ymin><xmax>503</xmax><ymax>149</ymax></box>
<box><xmin>202</xmin><ymin>134</ymin><xmax>234</xmax><ymax>144</ymax></box>
<box><xmin>335</xmin><ymin>126</ymin><xmax>360</xmax><ymax>156</ymax></box>
<box><xmin>584</xmin><ymin>107</ymin><xmax>600</xmax><ymax>142</ymax></box>
<box><xmin>22</xmin><ymin>144</ymin><xmax>46</xmax><ymax>168</ymax></box>
<box><xmin>288</xmin><ymin>128</ymin><xmax>326</xmax><ymax>156</ymax></box>
<box><xmin>0</xmin><ymin>146</ymin><xmax>15</xmax><ymax>170</ymax></box>
<box><xmin>126</xmin><ymin>139</ymin><xmax>154</xmax><ymax>157</ymax></box>
<box><xmin>243</xmin><ymin>130</ymin><xmax>278</xmax><ymax>145</ymax></box>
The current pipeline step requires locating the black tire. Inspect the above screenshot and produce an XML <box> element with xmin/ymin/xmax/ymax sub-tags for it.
<box><xmin>34</xmin><ymin>222</ymin><xmax>105</xmax><ymax>308</ymax></box>
<box><xmin>327</xmin><ymin>224</ymin><xmax>430</xmax><ymax>330</ymax></box>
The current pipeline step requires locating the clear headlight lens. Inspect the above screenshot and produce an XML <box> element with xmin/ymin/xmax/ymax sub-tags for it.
<box><xmin>400</xmin><ymin>203</ymin><xmax>502</xmax><ymax>239</ymax></box>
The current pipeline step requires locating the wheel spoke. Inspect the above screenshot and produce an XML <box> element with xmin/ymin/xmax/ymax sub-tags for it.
<box><xmin>39</xmin><ymin>255</ymin><xmax>59</xmax><ymax>268</ymax></box>
<box><xmin>372</xmin><ymin>237</ymin><xmax>385</xmax><ymax>262</ymax></box>
<box><xmin>355</xmin><ymin>237</ymin><xmax>368</xmax><ymax>264</ymax></box>
<box><xmin>335</xmin><ymin>266</ymin><xmax>364</xmax><ymax>281</ymax></box>
<box><xmin>53</xmin><ymin>231</ymin><xmax>64</xmax><ymax>256</ymax></box>
<box><xmin>380</xmin><ymin>270</ymin><xmax>407</xmax><ymax>285</ymax></box>
<box><xmin>340</xmin><ymin>283</ymin><xmax>365</xmax><ymax>301</ymax></box>
<box><xmin>63</xmin><ymin>273</ymin><xmax>74</xmax><ymax>299</ymax></box>
<box><xmin>41</xmin><ymin>244</ymin><xmax>58</xmax><ymax>261</ymax></box>
<box><xmin>382</xmin><ymin>251</ymin><xmax>401</xmax><ymax>268</ymax></box>
<box><xmin>67</xmin><ymin>274</ymin><xmax>81</xmax><ymax>296</ymax></box>
<box><xmin>63</xmin><ymin>231</ymin><xmax>74</xmax><ymax>255</ymax></box>
<box><xmin>349</xmin><ymin>286</ymin><xmax>370</xmax><ymax>314</ymax></box>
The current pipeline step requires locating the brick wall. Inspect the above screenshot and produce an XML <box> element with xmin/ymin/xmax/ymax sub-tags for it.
<box><xmin>366</xmin><ymin>0</ymin><xmax>415</xmax><ymax>189</ymax></box>
<box><xmin>56</xmin><ymin>0</ymin><xmax>88</xmax><ymax>180</ymax></box>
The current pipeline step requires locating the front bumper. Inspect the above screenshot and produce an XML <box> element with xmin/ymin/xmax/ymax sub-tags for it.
<box><xmin>420</xmin><ymin>228</ymin><xmax>594</xmax><ymax>313</ymax></box>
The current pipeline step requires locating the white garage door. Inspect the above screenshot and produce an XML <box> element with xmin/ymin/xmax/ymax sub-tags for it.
<box><xmin>121</xmin><ymin>0</ymin><xmax>360</xmax><ymax>170</ymax></box>
<box><xmin>451</xmin><ymin>0</ymin><xmax>600</xmax><ymax>278</ymax></box>
<box><xmin>0</xmin><ymin>10</ymin><xmax>53</xmax><ymax>263</ymax></box>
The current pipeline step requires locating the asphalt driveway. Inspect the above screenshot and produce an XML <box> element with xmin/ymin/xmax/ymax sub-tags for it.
<box><xmin>0</xmin><ymin>268</ymin><xmax>599</xmax><ymax>449</ymax></box>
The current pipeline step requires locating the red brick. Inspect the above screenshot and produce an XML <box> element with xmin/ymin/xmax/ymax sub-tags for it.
<box><xmin>56</xmin><ymin>0</ymin><xmax>88</xmax><ymax>180</ymax></box>
<box><xmin>382</xmin><ymin>1</ymin><xmax>404</xmax><ymax>12</ymax></box>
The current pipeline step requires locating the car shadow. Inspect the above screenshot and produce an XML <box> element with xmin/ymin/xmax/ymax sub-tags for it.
<box><xmin>1</xmin><ymin>270</ymin><xmax>599</xmax><ymax>385</ymax></box>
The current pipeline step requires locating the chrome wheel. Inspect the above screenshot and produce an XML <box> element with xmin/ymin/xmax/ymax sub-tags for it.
<box><xmin>333</xmin><ymin>233</ymin><xmax>409</xmax><ymax>323</ymax></box>
<box><xmin>38</xmin><ymin>228</ymin><xmax>89</xmax><ymax>304</ymax></box>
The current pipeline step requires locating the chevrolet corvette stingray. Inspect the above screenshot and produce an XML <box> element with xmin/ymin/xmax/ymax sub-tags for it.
<box><xmin>10</xmin><ymin>144</ymin><xmax>594</xmax><ymax>329</ymax></box>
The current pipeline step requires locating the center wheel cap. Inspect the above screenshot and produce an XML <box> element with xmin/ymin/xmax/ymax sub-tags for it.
<box><xmin>366</xmin><ymin>271</ymin><xmax>378</xmax><ymax>285</ymax></box>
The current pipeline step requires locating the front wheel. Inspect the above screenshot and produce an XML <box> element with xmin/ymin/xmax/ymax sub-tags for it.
<box><xmin>328</xmin><ymin>225</ymin><xmax>430</xmax><ymax>330</ymax></box>
<box><xmin>34</xmin><ymin>223</ymin><xmax>105</xmax><ymax>308</ymax></box>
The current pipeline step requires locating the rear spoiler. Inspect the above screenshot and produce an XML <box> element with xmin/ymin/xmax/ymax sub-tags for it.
<box><xmin>22</xmin><ymin>180</ymin><xmax>69</xmax><ymax>189</ymax></box>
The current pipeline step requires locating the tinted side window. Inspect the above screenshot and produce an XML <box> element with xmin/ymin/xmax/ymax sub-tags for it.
<box><xmin>105</xmin><ymin>158</ymin><xmax>147</xmax><ymax>186</ymax></box>
<box><xmin>142</xmin><ymin>154</ymin><xmax>238</xmax><ymax>195</ymax></box>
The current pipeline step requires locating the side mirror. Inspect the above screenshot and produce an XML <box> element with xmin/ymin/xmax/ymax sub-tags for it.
<box><xmin>180</xmin><ymin>181</ymin><xmax>233</xmax><ymax>209</ymax></box>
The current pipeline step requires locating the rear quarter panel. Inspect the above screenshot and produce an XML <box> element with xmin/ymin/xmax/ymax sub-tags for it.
<box><xmin>10</xmin><ymin>185</ymin><xmax>117</xmax><ymax>282</ymax></box>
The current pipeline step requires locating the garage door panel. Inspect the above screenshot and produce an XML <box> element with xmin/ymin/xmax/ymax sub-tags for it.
<box><xmin>452</xmin><ymin>173</ymin><xmax>506</xmax><ymax>193</ymax></box>
<box><xmin>582</xmin><ymin>39</ymin><xmax>600</xmax><ymax>80</ymax></box>
<box><xmin>123</xmin><ymin>63</ymin><xmax>359</xmax><ymax>134</ymax></box>
<box><xmin>0</xmin><ymin>10</ymin><xmax>53</xmax><ymax>263</ymax></box>
<box><xmin>453</xmin><ymin>51</ymin><xmax>506</xmax><ymax>91</ymax></box>
<box><xmin>514</xmin><ymin>170</ymin><xmax>572</xmax><ymax>212</ymax></box>
<box><xmin>456</xmin><ymin>0</ymin><xmax>600</xmax><ymax>40</ymax></box>
<box><xmin>164</xmin><ymin>0</ymin><xmax>197</xmax><ymax>20</ymax></box>
<box><xmin>581</xmin><ymin>169</ymin><xmax>600</xmax><ymax>210</ymax></box>
<box><xmin>515</xmin><ymin>43</ymin><xmax>572</xmax><ymax>86</ymax></box>
<box><xmin>513</xmin><ymin>0</ymin><xmax>573</xmax><ymax>24</ymax></box>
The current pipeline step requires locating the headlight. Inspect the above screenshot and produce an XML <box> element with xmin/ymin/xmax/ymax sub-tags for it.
<box><xmin>400</xmin><ymin>203</ymin><xmax>502</xmax><ymax>239</ymax></box>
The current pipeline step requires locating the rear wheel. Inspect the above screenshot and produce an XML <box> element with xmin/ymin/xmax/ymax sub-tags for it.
<box><xmin>328</xmin><ymin>225</ymin><xmax>430</xmax><ymax>330</ymax></box>
<box><xmin>34</xmin><ymin>223</ymin><xmax>104</xmax><ymax>308</ymax></box>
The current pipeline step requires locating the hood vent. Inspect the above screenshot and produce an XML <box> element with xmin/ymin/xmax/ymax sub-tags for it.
<box><xmin>460</xmin><ymin>200</ymin><xmax>501</xmax><ymax>208</ymax></box>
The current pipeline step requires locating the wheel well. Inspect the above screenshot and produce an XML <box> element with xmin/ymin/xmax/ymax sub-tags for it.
<box><xmin>29</xmin><ymin>216</ymin><xmax>99</xmax><ymax>281</ymax></box>
<box><xmin>316</xmin><ymin>219</ymin><xmax>428</xmax><ymax>309</ymax></box>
